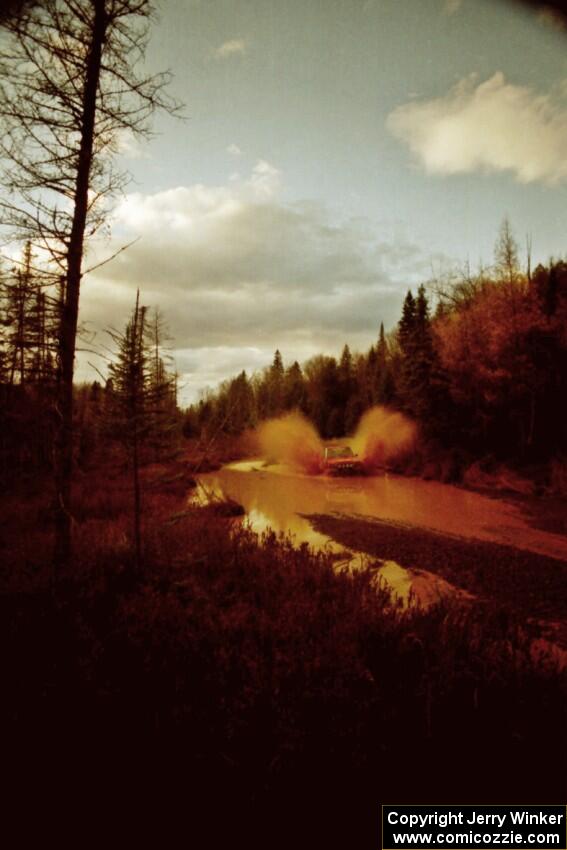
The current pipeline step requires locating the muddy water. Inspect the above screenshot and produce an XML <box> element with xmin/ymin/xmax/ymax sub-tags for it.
<box><xmin>194</xmin><ymin>460</ymin><xmax>567</xmax><ymax>604</ymax></box>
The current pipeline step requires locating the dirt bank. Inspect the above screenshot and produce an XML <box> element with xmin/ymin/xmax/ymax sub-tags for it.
<box><xmin>306</xmin><ymin>512</ymin><xmax>567</xmax><ymax>626</ymax></box>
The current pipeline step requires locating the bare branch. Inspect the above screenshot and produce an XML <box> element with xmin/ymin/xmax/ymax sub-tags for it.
<box><xmin>82</xmin><ymin>235</ymin><xmax>140</xmax><ymax>274</ymax></box>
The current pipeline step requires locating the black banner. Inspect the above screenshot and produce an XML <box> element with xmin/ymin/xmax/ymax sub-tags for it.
<box><xmin>382</xmin><ymin>806</ymin><xmax>567</xmax><ymax>849</ymax></box>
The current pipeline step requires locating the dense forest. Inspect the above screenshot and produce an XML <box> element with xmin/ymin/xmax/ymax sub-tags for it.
<box><xmin>185</xmin><ymin>221</ymin><xmax>567</xmax><ymax>486</ymax></box>
<box><xmin>0</xmin><ymin>2</ymin><xmax>566</xmax><ymax>836</ymax></box>
<box><xmin>2</xmin><ymin>221</ymin><xmax>566</xmax><ymax>493</ymax></box>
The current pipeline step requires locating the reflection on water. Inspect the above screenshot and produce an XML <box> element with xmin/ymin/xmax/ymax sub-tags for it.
<box><xmin>193</xmin><ymin>459</ymin><xmax>567</xmax><ymax>606</ymax></box>
<box><xmin>196</xmin><ymin>460</ymin><xmax>567</xmax><ymax>560</ymax></box>
<box><xmin>193</xmin><ymin>462</ymin><xmax>567</xmax><ymax>658</ymax></box>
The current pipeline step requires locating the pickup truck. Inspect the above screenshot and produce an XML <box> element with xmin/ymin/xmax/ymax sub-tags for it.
<box><xmin>322</xmin><ymin>445</ymin><xmax>364</xmax><ymax>475</ymax></box>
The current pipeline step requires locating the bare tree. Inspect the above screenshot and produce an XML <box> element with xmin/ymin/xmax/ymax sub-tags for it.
<box><xmin>0</xmin><ymin>0</ymin><xmax>39</xmax><ymax>25</ymax></box>
<box><xmin>494</xmin><ymin>217</ymin><xmax>520</xmax><ymax>286</ymax></box>
<box><xmin>0</xmin><ymin>0</ymin><xmax>180</xmax><ymax>567</ymax></box>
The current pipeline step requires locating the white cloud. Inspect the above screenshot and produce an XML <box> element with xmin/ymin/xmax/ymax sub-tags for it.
<box><xmin>387</xmin><ymin>72</ymin><xmax>567</xmax><ymax>184</ymax></box>
<box><xmin>443</xmin><ymin>0</ymin><xmax>462</xmax><ymax>15</ymax></box>
<box><xmin>78</xmin><ymin>162</ymin><xmax>440</xmax><ymax>403</ymax></box>
<box><xmin>227</xmin><ymin>143</ymin><xmax>243</xmax><ymax>157</ymax></box>
<box><xmin>113</xmin><ymin>128</ymin><xmax>148</xmax><ymax>159</ymax></box>
<box><xmin>213</xmin><ymin>39</ymin><xmax>247</xmax><ymax>59</ymax></box>
<box><xmin>248</xmin><ymin>159</ymin><xmax>282</xmax><ymax>198</ymax></box>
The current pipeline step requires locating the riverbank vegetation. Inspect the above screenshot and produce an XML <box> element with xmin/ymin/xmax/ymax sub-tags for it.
<box><xmin>1</xmin><ymin>180</ymin><xmax>566</xmax><ymax>824</ymax></box>
<box><xmin>0</xmin><ymin>5</ymin><xmax>566</xmax><ymax>830</ymax></box>
<box><xmin>1</xmin><ymin>194</ymin><xmax>566</xmax><ymax>817</ymax></box>
<box><xmin>308</xmin><ymin>513</ymin><xmax>567</xmax><ymax>626</ymax></box>
<box><xmin>186</xmin><ymin>221</ymin><xmax>567</xmax><ymax>494</ymax></box>
<box><xmin>1</xmin><ymin>459</ymin><xmax>565</xmax><ymax>810</ymax></box>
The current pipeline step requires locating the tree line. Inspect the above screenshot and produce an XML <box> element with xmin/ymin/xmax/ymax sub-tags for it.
<box><xmin>0</xmin><ymin>0</ymin><xmax>179</xmax><ymax>567</ymax></box>
<box><xmin>186</xmin><ymin>221</ymin><xmax>567</xmax><ymax>467</ymax></box>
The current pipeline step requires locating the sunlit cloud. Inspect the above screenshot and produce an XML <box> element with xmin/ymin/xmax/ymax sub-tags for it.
<box><xmin>248</xmin><ymin>159</ymin><xmax>281</xmax><ymax>198</ymax></box>
<box><xmin>113</xmin><ymin>128</ymin><xmax>149</xmax><ymax>159</ymax></box>
<box><xmin>443</xmin><ymin>0</ymin><xmax>462</xmax><ymax>15</ymax></box>
<box><xmin>387</xmin><ymin>72</ymin><xmax>567</xmax><ymax>184</ymax></box>
<box><xmin>227</xmin><ymin>143</ymin><xmax>243</xmax><ymax>157</ymax></box>
<box><xmin>77</xmin><ymin>162</ymin><xmax>447</xmax><ymax>402</ymax></box>
<box><xmin>213</xmin><ymin>38</ymin><xmax>247</xmax><ymax>59</ymax></box>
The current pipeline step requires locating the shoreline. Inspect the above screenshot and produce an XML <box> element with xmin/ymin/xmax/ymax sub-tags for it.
<box><xmin>305</xmin><ymin>511</ymin><xmax>567</xmax><ymax>629</ymax></box>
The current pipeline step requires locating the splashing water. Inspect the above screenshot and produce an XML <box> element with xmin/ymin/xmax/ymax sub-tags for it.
<box><xmin>256</xmin><ymin>406</ymin><xmax>416</xmax><ymax>475</ymax></box>
<box><xmin>256</xmin><ymin>412</ymin><xmax>324</xmax><ymax>474</ymax></box>
<box><xmin>351</xmin><ymin>406</ymin><xmax>417</xmax><ymax>471</ymax></box>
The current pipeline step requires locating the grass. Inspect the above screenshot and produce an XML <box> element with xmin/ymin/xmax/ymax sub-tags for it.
<box><xmin>0</xmin><ymin>455</ymin><xmax>565</xmax><ymax>825</ymax></box>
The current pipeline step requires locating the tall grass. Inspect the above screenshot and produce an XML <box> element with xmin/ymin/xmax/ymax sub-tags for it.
<box><xmin>1</xmin><ymin>467</ymin><xmax>564</xmax><ymax>807</ymax></box>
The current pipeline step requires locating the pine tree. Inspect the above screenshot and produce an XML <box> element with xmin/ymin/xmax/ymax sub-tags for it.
<box><xmin>377</xmin><ymin>323</ymin><xmax>387</xmax><ymax>368</ymax></box>
<box><xmin>221</xmin><ymin>371</ymin><xmax>256</xmax><ymax>433</ymax></box>
<box><xmin>338</xmin><ymin>343</ymin><xmax>354</xmax><ymax>425</ymax></box>
<box><xmin>398</xmin><ymin>290</ymin><xmax>417</xmax><ymax>355</ymax></box>
<box><xmin>398</xmin><ymin>286</ymin><xmax>435</xmax><ymax>420</ymax></box>
<box><xmin>0</xmin><ymin>0</ymin><xmax>179</xmax><ymax>566</ymax></box>
<box><xmin>283</xmin><ymin>361</ymin><xmax>306</xmax><ymax>411</ymax></box>
<box><xmin>375</xmin><ymin>322</ymin><xmax>394</xmax><ymax>404</ymax></box>
<box><xmin>145</xmin><ymin>307</ymin><xmax>178</xmax><ymax>459</ymax></box>
<box><xmin>4</xmin><ymin>243</ymin><xmax>35</xmax><ymax>386</ymax></box>
<box><xmin>364</xmin><ymin>346</ymin><xmax>377</xmax><ymax>407</ymax></box>
<box><xmin>107</xmin><ymin>291</ymin><xmax>149</xmax><ymax>568</ymax></box>
<box><xmin>267</xmin><ymin>349</ymin><xmax>285</xmax><ymax>416</ymax></box>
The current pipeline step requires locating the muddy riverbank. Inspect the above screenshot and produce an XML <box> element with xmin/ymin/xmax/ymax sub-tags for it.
<box><xmin>195</xmin><ymin>460</ymin><xmax>567</xmax><ymax>646</ymax></box>
<box><xmin>194</xmin><ymin>460</ymin><xmax>567</xmax><ymax>561</ymax></box>
<box><xmin>307</xmin><ymin>512</ymin><xmax>567</xmax><ymax>623</ymax></box>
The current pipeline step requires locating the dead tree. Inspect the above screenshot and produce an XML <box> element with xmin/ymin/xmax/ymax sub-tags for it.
<box><xmin>0</xmin><ymin>0</ymin><xmax>180</xmax><ymax>568</ymax></box>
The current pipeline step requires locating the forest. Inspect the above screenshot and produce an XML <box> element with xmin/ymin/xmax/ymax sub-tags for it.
<box><xmin>4</xmin><ymin>220</ymin><xmax>567</xmax><ymax>495</ymax></box>
<box><xmin>0</xmin><ymin>0</ymin><xmax>565</xmax><ymax>842</ymax></box>
<box><xmin>185</xmin><ymin>220</ymin><xmax>567</xmax><ymax>491</ymax></box>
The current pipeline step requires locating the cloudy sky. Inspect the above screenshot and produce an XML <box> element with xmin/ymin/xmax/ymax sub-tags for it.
<box><xmin>77</xmin><ymin>0</ymin><xmax>567</xmax><ymax>403</ymax></box>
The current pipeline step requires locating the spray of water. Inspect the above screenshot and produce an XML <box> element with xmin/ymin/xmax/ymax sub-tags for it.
<box><xmin>351</xmin><ymin>406</ymin><xmax>417</xmax><ymax>471</ymax></box>
<box><xmin>256</xmin><ymin>411</ymin><xmax>324</xmax><ymax>474</ymax></box>
<box><xmin>256</xmin><ymin>406</ymin><xmax>416</xmax><ymax>476</ymax></box>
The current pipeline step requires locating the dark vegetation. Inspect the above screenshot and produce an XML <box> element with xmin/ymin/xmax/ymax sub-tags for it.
<box><xmin>308</xmin><ymin>513</ymin><xmax>567</xmax><ymax>625</ymax></box>
<box><xmin>0</xmin><ymin>0</ymin><xmax>179</xmax><ymax>567</ymax></box>
<box><xmin>1</xmin><ymin>135</ymin><xmax>566</xmax><ymax>838</ymax></box>
<box><xmin>1</xmin><ymin>466</ymin><xmax>565</xmax><ymax>817</ymax></box>
<box><xmin>0</xmin><ymin>3</ymin><xmax>565</xmax><ymax>835</ymax></box>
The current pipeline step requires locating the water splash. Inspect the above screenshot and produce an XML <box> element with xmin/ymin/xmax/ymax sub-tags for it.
<box><xmin>351</xmin><ymin>406</ymin><xmax>417</xmax><ymax>471</ymax></box>
<box><xmin>256</xmin><ymin>411</ymin><xmax>324</xmax><ymax>474</ymax></box>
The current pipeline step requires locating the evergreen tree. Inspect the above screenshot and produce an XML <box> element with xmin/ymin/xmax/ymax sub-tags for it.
<box><xmin>398</xmin><ymin>286</ymin><xmax>435</xmax><ymax>420</ymax></box>
<box><xmin>338</xmin><ymin>343</ymin><xmax>354</xmax><ymax>426</ymax></box>
<box><xmin>284</xmin><ymin>361</ymin><xmax>306</xmax><ymax>411</ymax></box>
<box><xmin>226</xmin><ymin>371</ymin><xmax>256</xmax><ymax>433</ymax></box>
<box><xmin>268</xmin><ymin>349</ymin><xmax>285</xmax><ymax>415</ymax></box>
<box><xmin>0</xmin><ymin>0</ymin><xmax>179</xmax><ymax>566</ymax></box>
<box><xmin>362</xmin><ymin>346</ymin><xmax>375</xmax><ymax>407</ymax></box>
<box><xmin>375</xmin><ymin>322</ymin><xmax>394</xmax><ymax>404</ymax></box>
<box><xmin>398</xmin><ymin>290</ymin><xmax>416</xmax><ymax>355</ymax></box>
<box><xmin>145</xmin><ymin>307</ymin><xmax>178</xmax><ymax>458</ymax></box>
<box><xmin>376</xmin><ymin>322</ymin><xmax>387</xmax><ymax>369</ymax></box>
<box><xmin>107</xmin><ymin>291</ymin><xmax>149</xmax><ymax>568</ymax></box>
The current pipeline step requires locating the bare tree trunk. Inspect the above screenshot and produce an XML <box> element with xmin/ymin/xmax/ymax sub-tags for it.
<box><xmin>132</xmin><ymin>425</ymin><xmax>142</xmax><ymax>570</ymax></box>
<box><xmin>527</xmin><ymin>392</ymin><xmax>536</xmax><ymax>450</ymax></box>
<box><xmin>54</xmin><ymin>0</ymin><xmax>107</xmax><ymax>569</ymax></box>
<box><xmin>131</xmin><ymin>290</ymin><xmax>144</xmax><ymax>570</ymax></box>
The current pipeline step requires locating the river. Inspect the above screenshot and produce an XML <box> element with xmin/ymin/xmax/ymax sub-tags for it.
<box><xmin>194</xmin><ymin>460</ymin><xmax>567</xmax><ymax>605</ymax></box>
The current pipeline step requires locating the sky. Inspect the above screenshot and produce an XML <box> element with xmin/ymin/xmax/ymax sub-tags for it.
<box><xmin>77</xmin><ymin>0</ymin><xmax>567</xmax><ymax>404</ymax></box>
